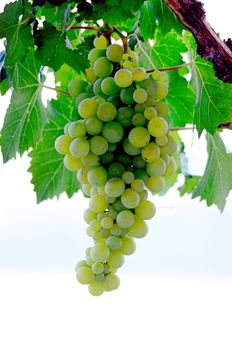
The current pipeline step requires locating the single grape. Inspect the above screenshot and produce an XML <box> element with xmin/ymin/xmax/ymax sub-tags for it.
<box><xmin>91</xmin><ymin>262</ymin><xmax>104</xmax><ymax>274</ymax></box>
<box><xmin>155</xmin><ymin>101</ymin><xmax>169</xmax><ymax>116</ymax></box>
<box><xmin>108</xmin><ymin>162</ymin><xmax>125</xmax><ymax>178</ymax></box>
<box><xmin>82</xmin><ymin>152</ymin><xmax>99</xmax><ymax>168</ymax></box>
<box><xmin>88</xmin><ymin>281</ymin><xmax>105</xmax><ymax>296</ymax></box>
<box><xmin>131</xmin><ymin>179</ymin><xmax>145</xmax><ymax>192</ymax></box>
<box><xmin>121</xmin><ymin>189</ymin><xmax>140</xmax><ymax>209</ymax></box>
<box><xmin>68</xmin><ymin>79</ymin><xmax>87</xmax><ymax>98</ymax></box>
<box><xmin>85</xmin><ymin>117</ymin><xmax>103</xmax><ymax>135</ymax></box>
<box><xmin>116</xmin><ymin>107</ymin><xmax>134</xmax><ymax>127</ymax></box>
<box><xmin>83</xmin><ymin>208</ymin><xmax>97</xmax><ymax>224</ymax></box>
<box><xmin>97</xmin><ymin>101</ymin><xmax>117</xmax><ymax>122</ymax></box>
<box><xmin>132</xmin><ymin>113</ymin><xmax>146</xmax><ymax>126</ymax></box>
<box><xmin>91</xmin><ymin>243</ymin><xmax>110</xmax><ymax>263</ymax></box>
<box><xmin>70</xmin><ymin>138</ymin><xmax>90</xmax><ymax>158</ymax></box>
<box><xmin>148</xmin><ymin>117</ymin><xmax>169</xmax><ymax>137</ymax></box>
<box><xmin>141</xmin><ymin>142</ymin><xmax>161</xmax><ymax>162</ymax></box>
<box><xmin>76</xmin><ymin>266</ymin><xmax>95</xmax><ymax>284</ymax></box>
<box><xmin>68</xmin><ymin>121</ymin><xmax>86</xmax><ymax>138</ymax></box>
<box><xmin>133</xmin><ymin>67</ymin><xmax>147</xmax><ymax>81</ymax></box>
<box><xmin>85</xmin><ymin>67</ymin><xmax>97</xmax><ymax>84</ymax></box>
<box><xmin>87</xmin><ymin>166</ymin><xmax>108</xmax><ymax>187</ymax></box>
<box><xmin>106</xmin><ymin>44</ymin><xmax>124</xmax><ymax>62</ymax></box>
<box><xmin>64</xmin><ymin>154</ymin><xmax>82</xmax><ymax>172</ymax></box>
<box><xmin>90</xmin><ymin>135</ymin><xmax>108</xmax><ymax>155</ymax></box>
<box><xmin>107</xmin><ymin>251</ymin><xmax>125</xmax><ymax>269</ymax></box>
<box><xmin>116</xmin><ymin>210</ymin><xmax>135</xmax><ymax>228</ymax></box>
<box><xmin>89</xmin><ymin>194</ymin><xmax>108</xmax><ymax>213</ymax></box>
<box><xmin>94</xmin><ymin>35</ymin><xmax>108</xmax><ymax>50</ymax></box>
<box><xmin>78</xmin><ymin>98</ymin><xmax>98</xmax><ymax>119</ymax></box>
<box><xmin>133</xmin><ymin>88</ymin><xmax>148</xmax><ymax>103</ymax></box>
<box><xmin>101</xmin><ymin>77</ymin><xmax>119</xmax><ymax>96</ymax></box>
<box><xmin>134</xmin><ymin>200</ymin><xmax>156</xmax><ymax>220</ymax></box>
<box><xmin>146</xmin><ymin>176</ymin><xmax>165</xmax><ymax>193</ymax></box>
<box><xmin>146</xmin><ymin>158</ymin><xmax>166</xmax><ymax>177</ymax></box>
<box><xmin>55</xmin><ymin>135</ymin><xmax>72</xmax><ymax>155</ymax></box>
<box><xmin>122</xmin><ymin>171</ymin><xmax>135</xmax><ymax>184</ymax></box>
<box><xmin>129</xmin><ymin>219</ymin><xmax>148</xmax><ymax>238</ymax></box>
<box><xmin>128</xmin><ymin>127</ymin><xmax>150</xmax><ymax>148</ymax></box>
<box><xmin>104</xmin><ymin>274</ymin><xmax>120</xmax><ymax>292</ymax></box>
<box><xmin>101</xmin><ymin>216</ymin><xmax>114</xmax><ymax>229</ymax></box>
<box><xmin>106</xmin><ymin>236</ymin><xmax>122</xmax><ymax>251</ymax></box>
<box><xmin>93</xmin><ymin>57</ymin><xmax>113</xmax><ymax>78</ymax></box>
<box><xmin>102</xmin><ymin>121</ymin><xmax>124</xmax><ymax>143</ymax></box>
<box><xmin>105</xmin><ymin>178</ymin><xmax>125</xmax><ymax>198</ymax></box>
<box><xmin>144</xmin><ymin>106</ymin><xmax>158</xmax><ymax>120</ymax></box>
<box><xmin>120</xmin><ymin>86</ymin><xmax>135</xmax><ymax>105</ymax></box>
<box><xmin>123</xmin><ymin>138</ymin><xmax>141</xmax><ymax>156</ymax></box>
<box><xmin>88</xmin><ymin>48</ymin><xmax>106</xmax><ymax>65</ymax></box>
<box><xmin>120</xmin><ymin>236</ymin><xmax>136</xmax><ymax>255</ymax></box>
<box><xmin>114</xmin><ymin>69</ymin><xmax>133</xmax><ymax>88</ymax></box>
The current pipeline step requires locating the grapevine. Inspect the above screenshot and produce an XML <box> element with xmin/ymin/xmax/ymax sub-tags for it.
<box><xmin>55</xmin><ymin>34</ymin><xmax>178</xmax><ymax>295</ymax></box>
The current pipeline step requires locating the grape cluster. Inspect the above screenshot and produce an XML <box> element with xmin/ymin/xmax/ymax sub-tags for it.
<box><xmin>55</xmin><ymin>34</ymin><xmax>178</xmax><ymax>296</ymax></box>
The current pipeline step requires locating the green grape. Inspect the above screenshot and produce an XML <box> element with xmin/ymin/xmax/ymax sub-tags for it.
<box><xmin>121</xmin><ymin>189</ymin><xmax>140</xmax><ymax>209</ymax></box>
<box><xmin>112</xmin><ymin>198</ymin><xmax>126</xmax><ymax>212</ymax></box>
<box><xmin>134</xmin><ymin>169</ymin><xmax>149</xmax><ymax>184</ymax></box>
<box><xmin>107</xmin><ymin>251</ymin><xmax>125</xmax><ymax>269</ymax></box>
<box><xmin>93</xmin><ymin>78</ymin><xmax>104</xmax><ymax>95</ymax></box>
<box><xmin>88</xmin><ymin>281</ymin><xmax>105</xmax><ymax>296</ymax></box>
<box><xmin>106</xmin><ymin>236</ymin><xmax>122</xmax><ymax>251</ymax></box>
<box><xmin>116</xmin><ymin>107</ymin><xmax>134</xmax><ymax>127</ymax></box>
<box><xmin>146</xmin><ymin>80</ymin><xmax>158</xmax><ymax>97</ymax></box>
<box><xmin>90</xmin><ymin>219</ymin><xmax>101</xmax><ymax>232</ymax></box>
<box><xmin>93</xmin><ymin>57</ymin><xmax>113</xmax><ymax>78</ymax></box>
<box><xmin>110</xmin><ymin>223</ymin><xmax>123</xmax><ymax>236</ymax></box>
<box><xmin>134</xmin><ymin>102</ymin><xmax>148</xmax><ymax>113</ymax></box>
<box><xmin>68</xmin><ymin>121</ymin><xmax>86</xmax><ymax>138</ymax></box>
<box><xmin>91</xmin><ymin>262</ymin><xmax>104</xmax><ymax>274</ymax></box>
<box><xmin>76</xmin><ymin>266</ymin><xmax>95</xmax><ymax>284</ymax></box>
<box><xmin>85</xmin><ymin>117</ymin><xmax>103</xmax><ymax>136</ymax></box>
<box><xmin>128</xmin><ymin>127</ymin><xmax>150</xmax><ymax>148</ymax></box>
<box><xmin>70</xmin><ymin>138</ymin><xmax>90</xmax><ymax>158</ymax></box>
<box><xmin>131</xmin><ymin>179</ymin><xmax>145</xmax><ymax>192</ymax></box>
<box><xmin>101</xmin><ymin>216</ymin><xmax>113</xmax><ymax>229</ymax></box>
<box><xmin>103</xmin><ymin>263</ymin><xmax>111</xmax><ymax>275</ymax></box>
<box><xmin>95</xmin><ymin>273</ymin><xmax>106</xmax><ymax>282</ymax></box>
<box><xmin>133</xmin><ymin>88</ymin><xmax>148</xmax><ymax>103</ymax></box>
<box><xmin>155</xmin><ymin>101</ymin><xmax>169</xmax><ymax>116</ymax></box>
<box><xmin>163</xmin><ymin>157</ymin><xmax>177</xmax><ymax>177</ymax></box>
<box><xmin>132</xmin><ymin>113</ymin><xmax>146</xmax><ymax>126</ymax></box>
<box><xmin>105</xmin><ymin>178</ymin><xmax>125</xmax><ymax>198</ymax></box>
<box><xmin>100</xmin><ymin>151</ymin><xmax>114</xmax><ymax>164</ymax></box>
<box><xmin>108</xmin><ymin>143</ymin><xmax>117</xmax><ymax>152</ymax></box>
<box><xmin>97</xmin><ymin>101</ymin><xmax>117</xmax><ymax>122</ymax></box>
<box><xmin>116</xmin><ymin>154</ymin><xmax>132</xmax><ymax>166</ymax></box>
<box><xmin>156</xmin><ymin>136</ymin><xmax>168</xmax><ymax>147</ymax></box>
<box><xmin>98</xmin><ymin>185</ymin><xmax>106</xmax><ymax>196</ymax></box>
<box><xmin>89</xmin><ymin>194</ymin><xmax>108</xmax><ymax>213</ymax></box>
<box><xmin>144</xmin><ymin>107</ymin><xmax>158</xmax><ymax>120</ymax></box>
<box><xmin>120</xmin><ymin>86</ymin><xmax>135</xmax><ymax>105</ymax></box>
<box><xmin>84</xmin><ymin>208</ymin><xmax>97</xmax><ymax>224</ymax></box>
<box><xmin>146</xmin><ymin>158</ymin><xmax>166</xmax><ymax>176</ymax></box>
<box><xmin>55</xmin><ymin>135</ymin><xmax>72</xmax><ymax>155</ymax></box>
<box><xmin>133</xmin><ymin>155</ymin><xmax>146</xmax><ymax>169</ymax></box>
<box><xmin>87</xmin><ymin>166</ymin><xmax>108</xmax><ymax>187</ymax></box>
<box><xmin>100</xmin><ymin>228</ymin><xmax>111</xmax><ymax>238</ymax></box>
<box><xmin>104</xmin><ymin>274</ymin><xmax>120</xmax><ymax>292</ymax></box>
<box><xmin>133</xmin><ymin>67</ymin><xmax>147</xmax><ymax>81</ymax></box>
<box><xmin>147</xmin><ymin>176</ymin><xmax>165</xmax><ymax>193</ymax></box>
<box><xmin>152</xmin><ymin>70</ymin><xmax>168</xmax><ymax>81</ymax></box>
<box><xmin>106</xmin><ymin>44</ymin><xmax>124</xmax><ymax>62</ymax></box>
<box><xmin>122</xmin><ymin>171</ymin><xmax>135</xmax><ymax>184</ymax></box>
<box><xmin>82</xmin><ymin>153</ymin><xmax>99</xmax><ymax>168</ymax></box>
<box><xmin>85</xmin><ymin>67</ymin><xmax>97</xmax><ymax>84</ymax></box>
<box><xmin>78</xmin><ymin>98</ymin><xmax>98</xmax><ymax>119</ymax></box>
<box><xmin>88</xmin><ymin>48</ymin><xmax>106</xmax><ymax>65</ymax></box>
<box><xmin>63</xmin><ymin>154</ymin><xmax>82</xmax><ymax>172</ymax></box>
<box><xmin>160</xmin><ymin>135</ymin><xmax>178</xmax><ymax>155</ymax></box>
<box><xmin>129</xmin><ymin>219</ymin><xmax>148</xmax><ymax>238</ymax></box>
<box><xmin>82</xmin><ymin>184</ymin><xmax>91</xmax><ymax>197</ymax></box>
<box><xmin>76</xmin><ymin>168</ymin><xmax>88</xmax><ymax>184</ymax></box>
<box><xmin>123</xmin><ymin>138</ymin><xmax>141</xmax><ymax>156</ymax></box>
<box><xmin>116</xmin><ymin>210</ymin><xmax>135</xmax><ymax>228</ymax></box>
<box><xmin>141</xmin><ymin>142</ymin><xmax>161</xmax><ymax>162</ymax></box>
<box><xmin>75</xmin><ymin>92</ymin><xmax>92</xmax><ymax>107</ymax></box>
<box><xmin>160</xmin><ymin>153</ymin><xmax>170</xmax><ymax>165</ymax></box>
<box><xmin>114</xmin><ymin>69</ymin><xmax>133</xmax><ymax>88</ymax></box>
<box><xmin>107</xmin><ymin>94</ymin><xmax>121</xmax><ymax>106</ymax></box>
<box><xmin>108</xmin><ymin>162</ymin><xmax>125</xmax><ymax>178</ymax></box>
<box><xmin>120</xmin><ymin>236</ymin><xmax>136</xmax><ymax>255</ymax></box>
<box><xmin>91</xmin><ymin>243</ymin><xmax>110</xmax><ymax>262</ymax></box>
<box><xmin>64</xmin><ymin>122</ymin><xmax>72</xmax><ymax>135</ymax></box>
<box><xmin>75</xmin><ymin>260</ymin><xmax>88</xmax><ymax>271</ymax></box>
<box><xmin>134</xmin><ymin>200</ymin><xmax>156</xmax><ymax>220</ymax></box>
<box><xmin>139</xmin><ymin>189</ymin><xmax>148</xmax><ymax>201</ymax></box>
<box><xmin>68</xmin><ymin>79</ymin><xmax>87</xmax><ymax>98</ymax></box>
<box><xmin>101</xmin><ymin>77</ymin><xmax>119</xmax><ymax>96</ymax></box>
<box><xmin>90</xmin><ymin>135</ymin><xmax>108</xmax><ymax>155</ymax></box>
<box><xmin>94</xmin><ymin>35</ymin><xmax>108</xmax><ymax>50</ymax></box>
<box><xmin>102</xmin><ymin>121</ymin><xmax>124</xmax><ymax>143</ymax></box>
<box><xmin>154</xmin><ymin>82</ymin><xmax>168</xmax><ymax>99</ymax></box>
<box><xmin>148</xmin><ymin>117</ymin><xmax>169</xmax><ymax>138</ymax></box>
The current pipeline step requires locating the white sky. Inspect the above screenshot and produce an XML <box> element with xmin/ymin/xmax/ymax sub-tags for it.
<box><xmin>0</xmin><ymin>1</ymin><xmax>232</xmax><ymax>350</ymax></box>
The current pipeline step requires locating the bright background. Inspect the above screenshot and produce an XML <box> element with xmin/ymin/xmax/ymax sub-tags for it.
<box><xmin>0</xmin><ymin>1</ymin><xmax>232</xmax><ymax>349</ymax></box>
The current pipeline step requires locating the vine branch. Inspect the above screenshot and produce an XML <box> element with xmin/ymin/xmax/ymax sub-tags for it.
<box><xmin>164</xmin><ymin>0</ymin><xmax>232</xmax><ymax>83</ymax></box>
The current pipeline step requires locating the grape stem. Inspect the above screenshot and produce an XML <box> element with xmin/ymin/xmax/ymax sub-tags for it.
<box><xmin>41</xmin><ymin>85</ymin><xmax>71</xmax><ymax>97</ymax></box>
<box><xmin>147</xmin><ymin>61</ymin><xmax>195</xmax><ymax>73</ymax></box>
<box><xmin>112</xmin><ymin>26</ymin><xmax>129</xmax><ymax>53</ymax></box>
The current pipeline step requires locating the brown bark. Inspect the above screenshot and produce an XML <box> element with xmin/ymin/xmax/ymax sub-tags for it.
<box><xmin>164</xmin><ymin>0</ymin><xmax>232</xmax><ymax>83</ymax></box>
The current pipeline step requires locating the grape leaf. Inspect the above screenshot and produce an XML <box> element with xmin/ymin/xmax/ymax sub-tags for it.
<box><xmin>192</xmin><ymin>56</ymin><xmax>232</xmax><ymax>135</ymax></box>
<box><xmin>0</xmin><ymin>1</ymin><xmax>34</xmax><ymax>67</ymax></box>
<box><xmin>178</xmin><ymin>175</ymin><xmax>201</xmax><ymax>196</ymax></box>
<box><xmin>192</xmin><ymin>133</ymin><xmax>232</xmax><ymax>211</ymax></box>
<box><xmin>138</xmin><ymin>31</ymin><xmax>195</xmax><ymax>126</ymax></box>
<box><xmin>140</xmin><ymin>0</ymin><xmax>184</xmax><ymax>38</ymax></box>
<box><xmin>0</xmin><ymin>50</ymin><xmax>46</xmax><ymax>162</ymax></box>
<box><xmin>29</xmin><ymin>96</ymin><xmax>80</xmax><ymax>203</ymax></box>
<box><xmin>35</xmin><ymin>23</ymin><xmax>90</xmax><ymax>72</ymax></box>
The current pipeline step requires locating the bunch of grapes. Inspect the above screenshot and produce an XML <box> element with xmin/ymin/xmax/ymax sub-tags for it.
<box><xmin>55</xmin><ymin>34</ymin><xmax>178</xmax><ymax>296</ymax></box>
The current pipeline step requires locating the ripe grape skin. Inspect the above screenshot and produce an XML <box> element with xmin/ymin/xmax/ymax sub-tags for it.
<box><xmin>121</xmin><ymin>189</ymin><xmax>140</xmax><ymax>209</ymax></box>
<box><xmin>128</xmin><ymin>219</ymin><xmax>148</xmax><ymax>239</ymax></box>
<box><xmin>116</xmin><ymin>210</ymin><xmax>135</xmax><ymax>228</ymax></box>
<box><xmin>85</xmin><ymin>117</ymin><xmax>103</xmax><ymax>136</ymax></box>
<box><xmin>104</xmin><ymin>274</ymin><xmax>120</xmax><ymax>292</ymax></box>
<box><xmin>147</xmin><ymin>176</ymin><xmax>165</xmax><ymax>193</ymax></box>
<box><xmin>88</xmin><ymin>48</ymin><xmax>106</xmax><ymax>65</ymax></box>
<box><xmin>105</xmin><ymin>178</ymin><xmax>125</xmax><ymax>198</ymax></box>
<box><xmin>90</xmin><ymin>135</ymin><xmax>108</xmax><ymax>155</ymax></box>
<box><xmin>94</xmin><ymin>35</ymin><xmax>108</xmax><ymax>50</ymax></box>
<box><xmin>64</xmin><ymin>154</ymin><xmax>82</xmax><ymax>172</ymax></box>
<box><xmin>102</xmin><ymin>121</ymin><xmax>124</xmax><ymax>143</ymax></box>
<box><xmin>146</xmin><ymin>158</ymin><xmax>166</xmax><ymax>177</ymax></box>
<box><xmin>114</xmin><ymin>69</ymin><xmax>133</xmax><ymax>88</ymax></box>
<box><xmin>97</xmin><ymin>102</ymin><xmax>117</xmax><ymax>122</ymax></box>
<box><xmin>68</xmin><ymin>79</ymin><xmax>87</xmax><ymax>98</ymax></box>
<box><xmin>87</xmin><ymin>166</ymin><xmax>108</xmax><ymax>187</ymax></box>
<box><xmin>133</xmin><ymin>88</ymin><xmax>148</xmax><ymax>104</ymax></box>
<box><xmin>107</xmin><ymin>251</ymin><xmax>125</xmax><ymax>269</ymax></box>
<box><xmin>68</xmin><ymin>121</ymin><xmax>86</xmax><ymax>138</ymax></box>
<box><xmin>93</xmin><ymin>57</ymin><xmax>113</xmax><ymax>78</ymax></box>
<box><xmin>148</xmin><ymin>117</ymin><xmax>169</xmax><ymax>138</ymax></box>
<box><xmin>128</xmin><ymin>127</ymin><xmax>150</xmax><ymax>148</ymax></box>
<box><xmin>91</xmin><ymin>243</ymin><xmax>110</xmax><ymax>263</ymax></box>
<box><xmin>142</xmin><ymin>142</ymin><xmax>161</xmax><ymax>162</ymax></box>
<box><xmin>55</xmin><ymin>135</ymin><xmax>72</xmax><ymax>155</ymax></box>
<box><xmin>88</xmin><ymin>281</ymin><xmax>105</xmax><ymax>296</ymax></box>
<box><xmin>106</xmin><ymin>44</ymin><xmax>124</xmax><ymax>63</ymax></box>
<box><xmin>76</xmin><ymin>266</ymin><xmax>95</xmax><ymax>284</ymax></box>
<box><xmin>134</xmin><ymin>200</ymin><xmax>156</xmax><ymax>220</ymax></box>
<box><xmin>70</xmin><ymin>138</ymin><xmax>90</xmax><ymax>158</ymax></box>
<box><xmin>120</xmin><ymin>236</ymin><xmax>136</xmax><ymax>255</ymax></box>
<box><xmin>89</xmin><ymin>194</ymin><xmax>108</xmax><ymax>213</ymax></box>
<box><xmin>101</xmin><ymin>77</ymin><xmax>119</xmax><ymax>96</ymax></box>
<box><xmin>78</xmin><ymin>98</ymin><xmax>98</xmax><ymax>119</ymax></box>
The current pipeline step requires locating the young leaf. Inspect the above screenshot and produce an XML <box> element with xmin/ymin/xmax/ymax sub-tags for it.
<box><xmin>192</xmin><ymin>56</ymin><xmax>232</xmax><ymax>135</ymax></box>
<box><xmin>192</xmin><ymin>133</ymin><xmax>232</xmax><ymax>211</ymax></box>
<box><xmin>29</xmin><ymin>96</ymin><xmax>80</xmax><ymax>203</ymax></box>
<box><xmin>0</xmin><ymin>1</ymin><xmax>34</xmax><ymax>67</ymax></box>
<box><xmin>0</xmin><ymin>50</ymin><xmax>46</xmax><ymax>162</ymax></box>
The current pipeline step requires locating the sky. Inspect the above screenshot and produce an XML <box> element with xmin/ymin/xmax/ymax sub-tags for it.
<box><xmin>0</xmin><ymin>1</ymin><xmax>232</xmax><ymax>350</ymax></box>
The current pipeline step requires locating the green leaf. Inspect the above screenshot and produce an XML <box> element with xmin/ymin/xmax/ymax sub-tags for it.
<box><xmin>36</xmin><ymin>2</ymin><xmax>76</xmax><ymax>28</ymax></box>
<box><xmin>138</xmin><ymin>31</ymin><xmax>195</xmax><ymax>126</ymax></box>
<box><xmin>140</xmin><ymin>0</ymin><xmax>184</xmax><ymax>37</ymax></box>
<box><xmin>0</xmin><ymin>1</ymin><xmax>34</xmax><ymax>67</ymax></box>
<box><xmin>139</xmin><ymin>0</ymin><xmax>156</xmax><ymax>41</ymax></box>
<box><xmin>178</xmin><ymin>175</ymin><xmax>201</xmax><ymax>196</ymax></box>
<box><xmin>192</xmin><ymin>133</ymin><xmax>232</xmax><ymax>211</ymax></box>
<box><xmin>0</xmin><ymin>50</ymin><xmax>46</xmax><ymax>162</ymax></box>
<box><xmin>29</xmin><ymin>96</ymin><xmax>79</xmax><ymax>203</ymax></box>
<box><xmin>192</xmin><ymin>56</ymin><xmax>232</xmax><ymax>135</ymax></box>
<box><xmin>35</xmin><ymin>23</ymin><xmax>90</xmax><ymax>73</ymax></box>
